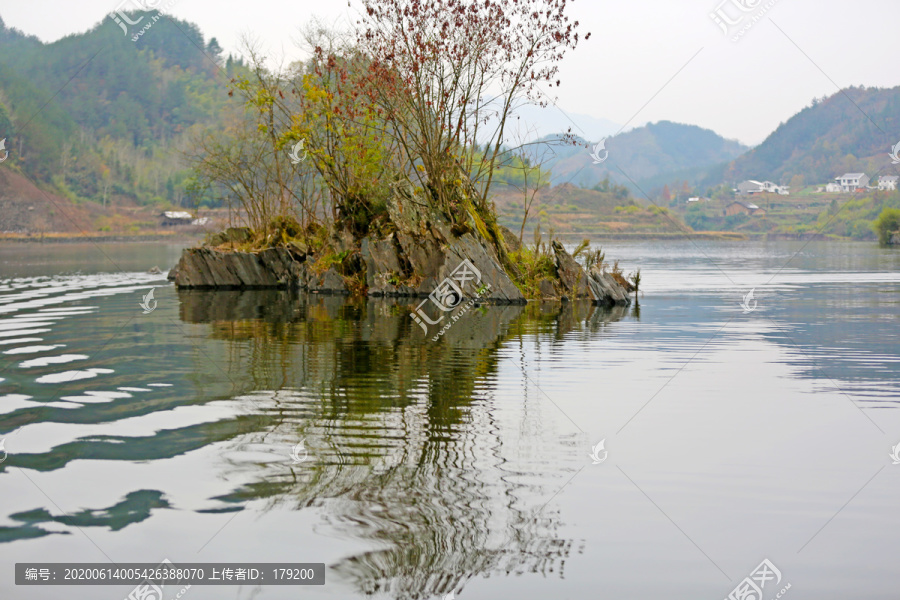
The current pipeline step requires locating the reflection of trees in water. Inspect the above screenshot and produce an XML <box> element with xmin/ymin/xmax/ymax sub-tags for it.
<box><xmin>324</xmin><ymin>468</ymin><xmax>578</xmax><ymax>599</ymax></box>
<box><xmin>178</xmin><ymin>290</ymin><xmax>624</xmax><ymax>598</ymax></box>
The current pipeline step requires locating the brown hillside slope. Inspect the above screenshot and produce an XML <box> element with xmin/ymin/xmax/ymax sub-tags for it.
<box><xmin>0</xmin><ymin>169</ymin><xmax>97</xmax><ymax>234</ymax></box>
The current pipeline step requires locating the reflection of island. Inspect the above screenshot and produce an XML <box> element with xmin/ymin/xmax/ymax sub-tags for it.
<box><xmin>177</xmin><ymin>290</ymin><xmax>627</xmax><ymax>598</ymax></box>
<box><xmin>0</xmin><ymin>490</ymin><xmax>169</xmax><ymax>544</ymax></box>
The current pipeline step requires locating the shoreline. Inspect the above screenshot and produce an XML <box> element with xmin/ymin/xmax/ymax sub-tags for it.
<box><xmin>0</xmin><ymin>233</ymin><xmax>205</xmax><ymax>244</ymax></box>
<box><xmin>0</xmin><ymin>231</ymin><xmax>862</xmax><ymax>244</ymax></box>
<box><xmin>523</xmin><ymin>231</ymin><xmax>844</xmax><ymax>242</ymax></box>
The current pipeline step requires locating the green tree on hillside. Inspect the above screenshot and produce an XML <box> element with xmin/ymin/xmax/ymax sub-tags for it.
<box><xmin>872</xmin><ymin>207</ymin><xmax>900</xmax><ymax>245</ymax></box>
<box><xmin>592</xmin><ymin>176</ymin><xmax>629</xmax><ymax>200</ymax></box>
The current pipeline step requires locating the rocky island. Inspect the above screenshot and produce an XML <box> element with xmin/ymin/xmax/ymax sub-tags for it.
<box><xmin>169</xmin><ymin>0</ymin><xmax>635</xmax><ymax>311</ymax></box>
<box><xmin>169</xmin><ymin>186</ymin><xmax>634</xmax><ymax>307</ymax></box>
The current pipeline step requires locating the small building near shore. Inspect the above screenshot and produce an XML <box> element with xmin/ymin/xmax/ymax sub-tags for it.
<box><xmin>736</xmin><ymin>180</ymin><xmax>789</xmax><ymax>196</ymax></box>
<box><xmin>877</xmin><ymin>175</ymin><xmax>899</xmax><ymax>191</ymax></box>
<box><xmin>160</xmin><ymin>211</ymin><xmax>194</xmax><ymax>226</ymax></box>
<box><xmin>724</xmin><ymin>200</ymin><xmax>766</xmax><ymax>217</ymax></box>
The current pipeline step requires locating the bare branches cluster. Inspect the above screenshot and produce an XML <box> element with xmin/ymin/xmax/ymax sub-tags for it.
<box><xmin>187</xmin><ymin>0</ymin><xmax>586</xmax><ymax>245</ymax></box>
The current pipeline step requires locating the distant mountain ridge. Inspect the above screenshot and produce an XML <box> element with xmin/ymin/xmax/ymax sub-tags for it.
<box><xmin>723</xmin><ymin>86</ymin><xmax>900</xmax><ymax>187</ymax></box>
<box><xmin>506</xmin><ymin>103</ymin><xmax>622</xmax><ymax>143</ymax></box>
<box><xmin>525</xmin><ymin>120</ymin><xmax>748</xmax><ymax>191</ymax></box>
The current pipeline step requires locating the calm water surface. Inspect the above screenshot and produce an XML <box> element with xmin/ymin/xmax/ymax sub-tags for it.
<box><xmin>1</xmin><ymin>240</ymin><xmax>899</xmax><ymax>599</ymax></box>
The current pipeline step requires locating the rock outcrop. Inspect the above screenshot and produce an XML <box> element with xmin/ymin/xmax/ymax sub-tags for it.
<box><xmin>169</xmin><ymin>186</ymin><xmax>632</xmax><ymax>305</ymax></box>
<box><xmin>360</xmin><ymin>229</ymin><xmax>524</xmax><ymax>302</ymax></box>
<box><xmin>170</xmin><ymin>234</ymin><xmax>631</xmax><ymax>305</ymax></box>
<box><xmin>540</xmin><ymin>241</ymin><xmax>631</xmax><ymax>306</ymax></box>
<box><xmin>169</xmin><ymin>246</ymin><xmax>303</xmax><ymax>289</ymax></box>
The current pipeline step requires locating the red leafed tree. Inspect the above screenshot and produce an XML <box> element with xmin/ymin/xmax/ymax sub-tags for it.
<box><xmin>356</xmin><ymin>0</ymin><xmax>587</xmax><ymax>241</ymax></box>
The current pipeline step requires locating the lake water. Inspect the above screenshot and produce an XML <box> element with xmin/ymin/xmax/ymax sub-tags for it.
<box><xmin>1</xmin><ymin>239</ymin><xmax>898</xmax><ymax>600</ymax></box>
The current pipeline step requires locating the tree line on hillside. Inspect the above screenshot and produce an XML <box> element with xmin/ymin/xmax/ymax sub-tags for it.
<box><xmin>0</xmin><ymin>14</ymin><xmax>242</xmax><ymax>209</ymax></box>
<box><xmin>725</xmin><ymin>86</ymin><xmax>900</xmax><ymax>186</ymax></box>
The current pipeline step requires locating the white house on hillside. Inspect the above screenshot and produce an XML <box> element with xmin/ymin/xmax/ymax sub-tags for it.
<box><xmin>736</xmin><ymin>180</ymin><xmax>790</xmax><ymax>196</ymax></box>
<box><xmin>824</xmin><ymin>182</ymin><xmax>843</xmax><ymax>193</ymax></box>
<box><xmin>835</xmin><ymin>173</ymin><xmax>870</xmax><ymax>192</ymax></box>
<box><xmin>877</xmin><ymin>175</ymin><xmax>899</xmax><ymax>191</ymax></box>
<box><xmin>161</xmin><ymin>211</ymin><xmax>194</xmax><ymax>226</ymax></box>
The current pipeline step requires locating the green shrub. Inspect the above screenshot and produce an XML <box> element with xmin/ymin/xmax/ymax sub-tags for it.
<box><xmin>872</xmin><ymin>207</ymin><xmax>900</xmax><ymax>244</ymax></box>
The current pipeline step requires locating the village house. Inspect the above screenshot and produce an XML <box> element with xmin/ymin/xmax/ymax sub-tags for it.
<box><xmin>824</xmin><ymin>182</ymin><xmax>843</xmax><ymax>193</ymax></box>
<box><xmin>834</xmin><ymin>173</ymin><xmax>870</xmax><ymax>192</ymax></box>
<box><xmin>735</xmin><ymin>180</ymin><xmax>789</xmax><ymax>196</ymax></box>
<box><xmin>877</xmin><ymin>175</ymin><xmax>899</xmax><ymax>191</ymax></box>
<box><xmin>160</xmin><ymin>211</ymin><xmax>194</xmax><ymax>226</ymax></box>
<box><xmin>724</xmin><ymin>200</ymin><xmax>767</xmax><ymax>217</ymax></box>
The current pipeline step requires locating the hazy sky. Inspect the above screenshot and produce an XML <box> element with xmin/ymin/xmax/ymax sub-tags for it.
<box><xmin>1</xmin><ymin>0</ymin><xmax>897</xmax><ymax>146</ymax></box>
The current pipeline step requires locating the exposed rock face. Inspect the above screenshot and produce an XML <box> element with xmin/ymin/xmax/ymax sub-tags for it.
<box><xmin>169</xmin><ymin>247</ymin><xmax>302</xmax><ymax>289</ymax></box>
<box><xmin>550</xmin><ymin>241</ymin><xmax>631</xmax><ymax>306</ymax></box>
<box><xmin>499</xmin><ymin>225</ymin><xmax>522</xmax><ymax>253</ymax></box>
<box><xmin>552</xmin><ymin>240</ymin><xmax>591</xmax><ymax>299</ymax></box>
<box><xmin>171</xmin><ymin>235</ymin><xmax>632</xmax><ymax>305</ymax></box>
<box><xmin>587</xmin><ymin>268</ymin><xmax>631</xmax><ymax>306</ymax></box>
<box><xmin>441</xmin><ymin>232</ymin><xmax>524</xmax><ymax>302</ymax></box>
<box><xmin>206</xmin><ymin>227</ymin><xmax>252</xmax><ymax>247</ymax></box>
<box><xmin>171</xmin><ymin>235</ymin><xmax>632</xmax><ymax>306</ymax></box>
<box><xmin>358</xmin><ymin>230</ymin><xmax>525</xmax><ymax>302</ymax></box>
<box><xmin>360</xmin><ymin>235</ymin><xmax>416</xmax><ymax>296</ymax></box>
<box><xmin>359</xmin><ymin>182</ymin><xmax>528</xmax><ymax>302</ymax></box>
<box><xmin>308</xmin><ymin>267</ymin><xmax>348</xmax><ymax>294</ymax></box>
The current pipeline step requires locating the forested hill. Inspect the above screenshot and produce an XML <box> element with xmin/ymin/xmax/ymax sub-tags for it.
<box><xmin>531</xmin><ymin>120</ymin><xmax>747</xmax><ymax>190</ymax></box>
<box><xmin>724</xmin><ymin>86</ymin><xmax>900</xmax><ymax>186</ymax></box>
<box><xmin>0</xmin><ymin>12</ymin><xmax>240</xmax><ymax>208</ymax></box>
